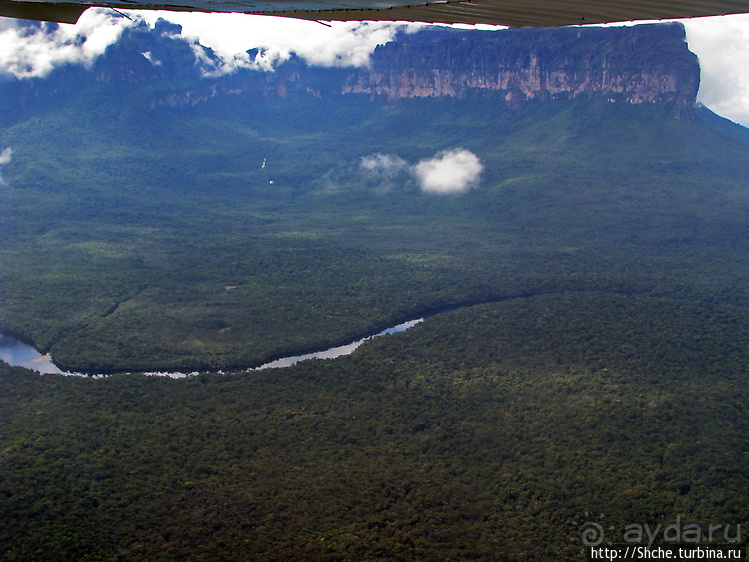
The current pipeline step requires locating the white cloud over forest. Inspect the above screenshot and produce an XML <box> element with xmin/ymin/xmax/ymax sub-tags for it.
<box><xmin>359</xmin><ymin>148</ymin><xmax>484</xmax><ymax>194</ymax></box>
<box><xmin>0</xmin><ymin>146</ymin><xmax>12</xmax><ymax>184</ymax></box>
<box><xmin>360</xmin><ymin>153</ymin><xmax>409</xmax><ymax>176</ymax></box>
<box><xmin>414</xmin><ymin>148</ymin><xmax>483</xmax><ymax>194</ymax></box>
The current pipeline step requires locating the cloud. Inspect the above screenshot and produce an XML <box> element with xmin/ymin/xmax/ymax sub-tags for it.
<box><xmin>360</xmin><ymin>153</ymin><xmax>409</xmax><ymax>176</ymax></box>
<box><xmin>682</xmin><ymin>15</ymin><xmax>749</xmax><ymax>126</ymax></box>
<box><xmin>357</xmin><ymin>149</ymin><xmax>484</xmax><ymax>194</ymax></box>
<box><xmin>0</xmin><ymin>147</ymin><xmax>12</xmax><ymax>184</ymax></box>
<box><xmin>133</xmin><ymin>12</ymin><xmax>416</xmax><ymax>75</ymax></box>
<box><xmin>0</xmin><ymin>10</ymin><xmax>131</xmax><ymax>78</ymax></box>
<box><xmin>0</xmin><ymin>10</ymin><xmax>416</xmax><ymax>79</ymax></box>
<box><xmin>414</xmin><ymin>148</ymin><xmax>483</xmax><ymax>194</ymax></box>
<box><xmin>353</xmin><ymin>153</ymin><xmax>412</xmax><ymax>192</ymax></box>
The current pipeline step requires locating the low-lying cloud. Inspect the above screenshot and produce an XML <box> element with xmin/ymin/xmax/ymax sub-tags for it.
<box><xmin>360</xmin><ymin>153</ymin><xmax>409</xmax><ymax>176</ymax></box>
<box><xmin>359</xmin><ymin>148</ymin><xmax>483</xmax><ymax>194</ymax></box>
<box><xmin>0</xmin><ymin>146</ymin><xmax>12</xmax><ymax>184</ymax></box>
<box><xmin>414</xmin><ymin>148</ymin><xmax>483</xmax><ymax>194</ymax></box>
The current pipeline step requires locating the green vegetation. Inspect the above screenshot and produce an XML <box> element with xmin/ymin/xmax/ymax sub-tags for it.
<box><xmin>1</xmin><ymin>292</ymin><xmax>747</xmax><ymax>560</ymax></box>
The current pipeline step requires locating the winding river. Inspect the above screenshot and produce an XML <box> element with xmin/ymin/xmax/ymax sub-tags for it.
<box><xmin>0</xmin><ymin>318</ymin><xmax>424</xmax><ymax>377</ymax></box>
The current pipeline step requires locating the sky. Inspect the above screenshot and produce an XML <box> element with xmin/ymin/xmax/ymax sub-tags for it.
<box><xmin>1</xmin><ymin>10</ymin><xmax>749</xmax><ymax>125</ymax></box>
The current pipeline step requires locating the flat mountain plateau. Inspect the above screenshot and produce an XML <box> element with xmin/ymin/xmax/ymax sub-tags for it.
<box><xmin>0</xmin><ymin>21</ymin><xmax>747</xmax><ymax>560</ymax></box>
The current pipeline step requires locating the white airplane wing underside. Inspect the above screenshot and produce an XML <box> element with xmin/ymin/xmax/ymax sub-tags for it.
<box><xmin>1</xmin><ymin>0</ymin><xmax>748</xmax><ymax>27</ymax></box>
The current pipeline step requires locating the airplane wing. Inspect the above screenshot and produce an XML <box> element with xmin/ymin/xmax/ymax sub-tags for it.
<box><xmin>1</xmin><ymin>0</ymin><xmax>749</xmax><ymax>26</ymax></box>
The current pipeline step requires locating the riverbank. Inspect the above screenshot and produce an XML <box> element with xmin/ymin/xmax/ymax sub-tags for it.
<box><xmin>0</xmin><ymin>318</ymin><xmax>424</xmax><ymax>378</ymax></box>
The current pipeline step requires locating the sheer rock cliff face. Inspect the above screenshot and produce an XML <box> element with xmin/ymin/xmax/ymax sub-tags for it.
<box><xmin>338</xmin><ymin>24</ymin><xmax>699</xmax><ymax>119</ymax></box>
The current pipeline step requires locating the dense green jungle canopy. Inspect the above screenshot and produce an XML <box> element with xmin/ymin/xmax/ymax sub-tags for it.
<box><xmin>2</xmin><ymin>291</ymin><xmax>748</xmax><ymax>559</ymax></box>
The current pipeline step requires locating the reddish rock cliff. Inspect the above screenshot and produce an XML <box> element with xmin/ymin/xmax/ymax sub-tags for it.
<box><xmin>339</xmin><ymin>24</ymin><xmax>699</xmax><ymax>119</ymax></box>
